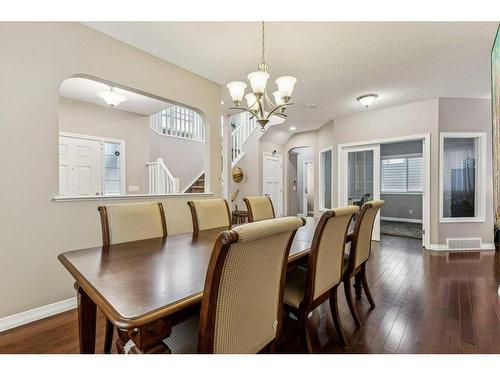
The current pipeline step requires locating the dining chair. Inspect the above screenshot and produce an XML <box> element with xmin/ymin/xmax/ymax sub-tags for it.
<box><xmin>187</xmin><ymin>199</ymin><xmax>231</xmax><ymax>232</ymax></box>
<box><xmin>97</xmin><ymin>202</ymin><xmax>167</xmax><ymax>353</ymax></box>
<box><xmin>342</xmin><ymin>200</ymin><xmax>384</xmax><ymax>328</ymax></box>
<box><xmin>162</xmin><ymin>216</ymin><xmax>306</xmax><ymax>353</ymax></box>
<box><xmin>282</xmin><ymin>206</ymin><xmax>359</xmax><ymax>352</ymax></box>
<box><xmin>243</xmin><ymin>196</ymin><xmax>275</xmax><ymax>222</ymax></box>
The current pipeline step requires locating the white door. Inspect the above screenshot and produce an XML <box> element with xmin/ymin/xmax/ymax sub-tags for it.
<box><xmin>59</xmin><ymin>136</ymin><xmax>102</xmax><ymax>196</ymax></box>
<box><xmin>340</xmin><ymin>145</ymin><xmax>381</xmax><ymax>241</ymax></box>
<box><xmin>263</xmin><ymin>153</ymin><xmax>283</xmax><ymax>217</ymax></box>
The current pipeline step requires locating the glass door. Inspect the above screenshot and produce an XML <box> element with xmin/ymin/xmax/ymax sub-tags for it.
<box><xmin>341</xmin><ymin>145</ymin><xmax>381</xmax><ymax>241</ymax></box>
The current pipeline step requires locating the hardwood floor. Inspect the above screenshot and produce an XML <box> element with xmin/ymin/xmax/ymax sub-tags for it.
<box><xmin>0</xmin><ymin>236</ymin><xmax>498</xmax><ymax>354</ymax></box>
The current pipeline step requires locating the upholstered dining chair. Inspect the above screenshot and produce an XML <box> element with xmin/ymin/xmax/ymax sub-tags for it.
<box><xmin>342</xmin><ymin>200</ymin><xmax>384</xmax><ymax>328</ymax></box>
<box><xmin>161</xmin><ymin>216</ymin><xmax>306</xmax><ymax>353</ymax></box>
<box><xmin>97</xmin><ymin>202</ymin><xmax>167</xmax><ymax>353</ymax></box>
<box><xmin>282</xmin><ymin>206</ymin><xmax>359</xmax><ymax>352</ymax></box>
<box><xmin>243</xmin><ymin>196</ymin><xmax>275</xmax><ymax>222</ymax></box>
<box><xmin>187</xmin><ymin>199</ymin><xmax>231</xmax><ymax>232</ymax></box>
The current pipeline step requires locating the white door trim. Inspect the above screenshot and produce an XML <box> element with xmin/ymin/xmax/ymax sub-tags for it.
<box><xmin>339</xmin><ymin>144</ymin><xmax>381</xmax><ymax>241</ymax></box>
<box><xmin>319</xmin><ymin>146</ymin><xmax>334</xmax><ymax>211</ymax></box>
<box><xmin>59</xmin><ymin>132</ymin><xmax>126</xmax><ymax>195</ymax></box>
<box><xmin>302</xmin><ymin>160</ymin><xmax>314</xmax><ymax>216</ymax></box>
<box><xmin>337</xmin><ymin>133</ymin><xmax>431</xmax><ymax>249</ymax></box>
<box><xmin>262</xmin><ymin>152</ymin><xmax>283</xmax><ymax>217</ymax></box>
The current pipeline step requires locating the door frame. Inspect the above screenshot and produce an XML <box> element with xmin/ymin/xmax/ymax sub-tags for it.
<box><xmin>302</xmin><ymin>160</ymin><xmax>314</xmax><ymax>216</ymax></box>
<box><xmin>339</xmin><ymin>144</ymin><xmax>381</xmax><ymax>241</ymax></box>
<box><xmin>59</xmin><ymin>132</ymin><xmax>126</xmax><ymax>196</ymax></box>
<box><xmin>337</xmin><ymin>133</ymin><xmax>431</xmax><ymax>249</ymax></box>
<box><xmin>262</xmin><ymin>152</ymin><xmax>283</xmax><ymax>217</ymax></box>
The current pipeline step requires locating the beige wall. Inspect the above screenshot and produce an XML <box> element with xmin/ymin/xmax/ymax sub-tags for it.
<box><xmin>0</xmin><ymin>22</ymin><xmax>221</xmax><ymax>318</ymax></box>
<box><xmin>282</xmin><ymin>98</ymin><xmax>494</xmax><ymax>246</ymax></box>
<box><xmin>150</xmin><ymin>132</ymin><xmax>205</xmax><ymax>191</ymax></box>
<box><xmin>59</xmin><ymin>97</ymin><xmax>151</xmax><ymax>194</ymax></box>
<box><xmin>437</xmin><ymin>98</ymin><xmax>494</xmax><ymax>243</ymax></box>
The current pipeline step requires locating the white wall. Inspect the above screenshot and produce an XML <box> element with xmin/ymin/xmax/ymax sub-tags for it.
<box><xmin>0</xmin><ymin>22</ymin><xmax>221</xmax><ymax>319</ymax></box>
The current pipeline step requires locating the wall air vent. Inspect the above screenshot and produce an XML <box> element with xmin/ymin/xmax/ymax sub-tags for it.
<box><xmin>446</xmin><ymin>238</ymin><xmax>482</xmax><ymax>250</ymax></box>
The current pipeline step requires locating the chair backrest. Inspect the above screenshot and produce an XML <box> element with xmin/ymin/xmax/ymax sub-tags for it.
<box><xmin>243</xmin><ymin>196</ymin><xmax>275</xmax><ymax>222</ymax></box>
<box><xmin>98</xmin><ymin>202</ymin><xmax>167</xmax><ymax>245</ymax></box>
<box><xmin>349</xmin><ymin>200</ymin><xmax>385</xmax><ymax>269</ymax></box>
<box><xmin>187</xmin><ymin>199</ymin><xmax>231</xmax><ymax>232</ymax></box>
<box><xmin>305</xmin><ymin>206</ymin><xmax>359</xmax><ymax>303</ymax></box>
<box><xmin>198</xmin><ymin>216</ymin><xmax>305</xmax><ymax>353</ymax></box>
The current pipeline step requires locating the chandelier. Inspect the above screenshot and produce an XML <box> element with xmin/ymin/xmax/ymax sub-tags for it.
<box><xmin>226</xmin><ymin>22</ymin><xmax>297</xmax><ymax>131</ymax></box>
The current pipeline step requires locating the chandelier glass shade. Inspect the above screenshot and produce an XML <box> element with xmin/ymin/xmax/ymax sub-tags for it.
<box><xmin>226</xmin><ymin>22</ymin><xmax>297</xmax><ymax>130</ymax></box>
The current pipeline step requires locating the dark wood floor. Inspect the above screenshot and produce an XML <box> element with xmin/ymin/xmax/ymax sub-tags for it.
<box><xmin>1</xmin><ymin>235</ymin><xmax>499</xmax><ymax>354</ymax></box>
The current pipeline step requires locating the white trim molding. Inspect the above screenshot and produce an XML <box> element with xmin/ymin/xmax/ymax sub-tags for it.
<box><xmin>54</xmin><ymin>192</ymin><xmax>213</xmax><ymax>202</ymax></box>
<box><xmin>318</xmin><ymin>146</ymin><xmax>334</xmax><ymax>211</ymax></box>
<box><xmin>381</xmin><ymin>216</ymin><xmax>422</xmax><ymax>224</ymax></box>
<box><xmin>426</xmin><ymin>242</ymin><xmax>495</xmax><ymax>252</ymax></box>
<box><xmin>0</xmin><ymin>297</ymin><xmax>77</xmax><ymax>333</ymax></box>
<box><xmin>439</xmin><ymin>132</ymin><xmax>487</xmax><ymax>223</ymax></box>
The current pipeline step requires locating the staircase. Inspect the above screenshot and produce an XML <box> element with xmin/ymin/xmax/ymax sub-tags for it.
<box><xmin>184</xmin><ymin>172</ymin><xmax>205</xmax><ymax>193</ymax></box>
<box><xmin>147</xmin><ymin>158</ymin><xmax>180</xmax><ymax>194</ymax></box>
<box><xmin>231</xmin><ymin>112</ymin><xmax>258</xmax><ymax>166</ymax></box>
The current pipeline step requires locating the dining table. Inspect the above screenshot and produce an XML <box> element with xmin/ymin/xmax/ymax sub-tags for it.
<box><xmin>58</xmin><ymin>217</ymin><xmax>347</xmax><ymax>354</ymax></box>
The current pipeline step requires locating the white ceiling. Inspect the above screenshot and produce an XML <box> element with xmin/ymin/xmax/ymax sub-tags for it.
<box><xmin>83</xmin><ymin>22</ymin><xmax>498</xmax><ymax>135</ymax></box>
<box><xmin>60</xmin><ymin>77</ymin><xmax>172</xmax><ymax>115</ymax></box>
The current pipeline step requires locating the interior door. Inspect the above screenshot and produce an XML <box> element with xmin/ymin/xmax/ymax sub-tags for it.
<box><xmin>59</xmin><ymin>136</ymin><xmax>102</xmax><ymax>196</ymax></box>
<box><xmin>341</xmin><ymin>145</ymin><xmax>381</xmax><ymax>241</ymax></box>
<box><xmin>263</xmin><ymin>153</ymin><xmax>283</xmax><ymax>217</ymax></box>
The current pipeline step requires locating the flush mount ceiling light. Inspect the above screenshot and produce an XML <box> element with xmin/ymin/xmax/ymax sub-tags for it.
<box><xmin>357</xmin><ymin>94</ymin><xmax>378</xmax><ymax>109</ymax></box>
<box><xmin>226</xmin><ymin>22</ymin><xmax>297</xmax><ymax>132</ymax></box>
<box><xmin>97</xmin><ymin>87</ymin><xmax>127</xmax><ymax>107</ymax></box>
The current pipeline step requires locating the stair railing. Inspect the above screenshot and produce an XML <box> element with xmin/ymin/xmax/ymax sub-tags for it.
<box><xmin>147</xmin><ymin>158</ymin><xmax>180</xmax><ymax>194</ymax></box>
<box><xmin>230</xmin><ymin>112</ymin><xmax>258</xmax><ymax>164</ymax></box>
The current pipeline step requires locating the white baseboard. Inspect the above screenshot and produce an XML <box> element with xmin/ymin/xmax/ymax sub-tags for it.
<box><xmin>0</xmin><ymin>297</ymin><xmax>77</xmax><ymax>333</ymax></box>
<box><xmin>426</xmin><ymin>243</ymin><xmax>496</xmax><ymax>251</ymax></box>
<box><xmin>381</xmin><ymin>216</ymin><xmax>422</xmax><ymax>224</ymax></box>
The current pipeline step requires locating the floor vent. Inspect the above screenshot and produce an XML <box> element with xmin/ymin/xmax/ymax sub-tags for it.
<box><xmin>446</xmin><ymin>238</ymin><xmax>482</xmax><ymax>250</ymax></box>
<box><xmin>447</xmin><ymin>251</ymin><xmax>481</xmax><ymax>262</ymax></box>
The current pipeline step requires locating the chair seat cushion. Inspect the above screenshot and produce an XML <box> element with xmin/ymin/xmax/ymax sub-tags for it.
<box><xmin>283</xmin><ymin>266</ymin><xmax>307</xmax><ymax>308</ymax></box>
<box><xmin>162</xmin><ymin>315</ymin><xmax>199</xmax><ymax>354</ymax></box>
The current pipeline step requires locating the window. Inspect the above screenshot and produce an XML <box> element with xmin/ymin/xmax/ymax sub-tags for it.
<box><xmin>150</xmin><ymin>105</ymin><xmax>205</xmax><ymax>141</ymax></box>
<box><xmin>381</xmin><ymin>155</ymin><xmax>423</xmax><ymax>193</ymax></box>
<box><xmin>319</xmin><ymin>147</ymin><xmax>333</xmax><ymax>210</ymax></box>
<box><xmin>439</xmin><ymin>133</ymin><xmax>486</xmax><ymax>222</ymax></box>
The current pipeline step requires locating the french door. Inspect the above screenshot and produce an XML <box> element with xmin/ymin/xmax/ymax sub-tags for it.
<box><xmin>340</xmin><ymin>145</ymin><xmax>381</xmax><ymax>241</ymax></box>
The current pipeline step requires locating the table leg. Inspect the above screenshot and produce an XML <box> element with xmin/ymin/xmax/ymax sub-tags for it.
<box><xmin>77</xmin><ymin>286</ymin><xmax>96</xmax><ymax>354</ymax></box>
<box><xmin>115</xmin><ymin>319</ymin><xmax>172</xmax><ymax>354</ymax></box>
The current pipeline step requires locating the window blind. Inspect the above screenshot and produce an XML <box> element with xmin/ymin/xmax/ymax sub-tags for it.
<box><xmin>381</xmin><ymin>156</ymin><xmax>423</xmax><ymax>193</ymax></box>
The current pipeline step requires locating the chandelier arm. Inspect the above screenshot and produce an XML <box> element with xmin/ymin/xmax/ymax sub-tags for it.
<box><xmin>265</xmin><ymin>103</ymin><xmax>293</xmax><ymax>119</ymax></box>
<box><xmin>229</xmin><ymin>107</ymin><xmax>259</xmax><ymax>118</ymax></box>
<box><xmin>256</xmin><ymin>96</ymin><xmax>266</xmax><ymax>118</ymax></box>
<box><xmin>264</xmin><ymin>90</ymin><xmax>277</xmax><ymax>107</ymax></box>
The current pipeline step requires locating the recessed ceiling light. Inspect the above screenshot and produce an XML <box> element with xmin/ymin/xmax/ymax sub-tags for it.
<box><xmin>221</xmin><ymin>100</ymin><xmax>224</xmax><ymax>105</ymax></box>
<box><xmin>289</xmin><ymin>126</ymin><xmax>296</xmax><ymax>131</ymax></box>
<box><xmin>307</xmin><ymin>103</ymin><xmax>317</xmax><ymax>109</ymax></box>
<box><xmin>357</xmin><ymin>94</ymin><xmax>378</xmax><ymax>109</ymax></box>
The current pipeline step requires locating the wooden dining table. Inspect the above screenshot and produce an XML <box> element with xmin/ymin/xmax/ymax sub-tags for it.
<box><xmin>58</xmin><ymin>218</ymin><xmax>321</xmax><ymax>354</ymax></box>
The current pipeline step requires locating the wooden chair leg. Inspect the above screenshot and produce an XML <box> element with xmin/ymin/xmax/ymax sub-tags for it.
<box><xmin>354</xmin><ymin>273</ymin><xmax>362</xmax><ymax>298</ymax></box>
<box><xmin>329</xmin><ymin>286</ymin><xmax>348</xmax><ymax>347</ymax></box>
<box><xmin>344</xmin><ymin>278</ymin><xmax>362</xmax><ymax>328</ymax></box>
<box><xmin>302</xmin><ymin>311</ymin><xmax>314</xmax><ymax>354</ymax></box>
<box><xmin>104</xmin><ymin>318</ymin><xmax>114</xmax><ymax>354</ymax></box>
<box><xmin>361</xmin><ymin>265</ymin><xmax>376</xmax><ymax>309</ymax></box>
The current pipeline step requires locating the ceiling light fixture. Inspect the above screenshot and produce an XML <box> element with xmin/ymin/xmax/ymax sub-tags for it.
<box><xmin>97</xmin><ymin>87</ymin><xmax>127</xmax><ymax>107</ymax></box>
<box><xmin>289</xmin><ymin>126</ymin><xmax>296</xmax><ymax>131</ymax></box>
<box><xmin>357</xmin><ymin>94</ymin><xmax>378</xmax><ymax>109</ymax></box>
<box><xmin>226</xmin><ymin>22</ymin><xmax>297</xmax><ymax>131</ymax></box>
